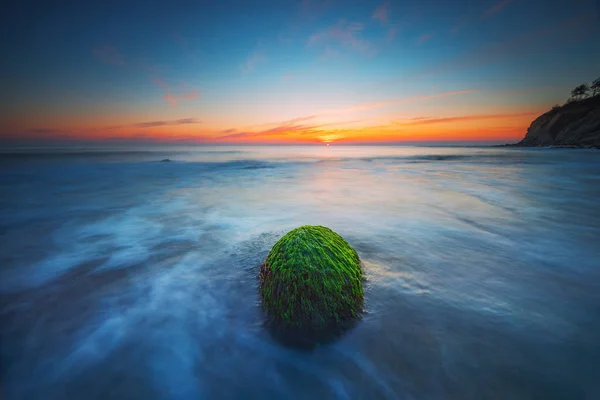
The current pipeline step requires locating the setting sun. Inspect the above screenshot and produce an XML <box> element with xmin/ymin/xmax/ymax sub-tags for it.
<box><xmin>1</xmin><ymin>1</ymin><xmax>600</xmax><ymax>398</ymax></box>
<box><xmin>2</xmin><ymin>1</ymin><xmax>598</xmax><ymax>145</ymax></box>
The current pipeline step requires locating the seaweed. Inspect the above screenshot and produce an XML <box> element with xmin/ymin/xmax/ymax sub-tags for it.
<box><xmin>259</xmin><ymin>226</ymin><xmax>364</xmax><ymax>348</ymax></box>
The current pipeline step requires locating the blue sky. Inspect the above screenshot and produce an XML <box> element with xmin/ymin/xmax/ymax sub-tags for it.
<box><xmin>1</xmin><ymin>0</ymin><xmax>599</xmax><ymax>143</ymax></box>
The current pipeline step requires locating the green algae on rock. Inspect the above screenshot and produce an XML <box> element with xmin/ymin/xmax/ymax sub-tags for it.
<box><xmin>259</xmin><ymin>225</ymin><xmax>364</xmax><ymax>347</ymax></box>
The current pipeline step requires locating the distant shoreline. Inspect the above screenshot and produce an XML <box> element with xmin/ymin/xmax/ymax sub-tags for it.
<box><xmin>493</xmin><ymin>143</ymin><xmax>600</xmax><ymax>149</ymax></box>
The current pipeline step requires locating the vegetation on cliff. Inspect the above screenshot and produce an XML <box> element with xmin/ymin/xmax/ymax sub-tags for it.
<box><xmin>515</xmin><ymin>76</ymin><xmax>600</xmax><ymax>148</ymax></box>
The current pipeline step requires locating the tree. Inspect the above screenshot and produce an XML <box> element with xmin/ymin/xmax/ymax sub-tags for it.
<box><xmin>591</xmin><ymin>78</ymin><xmax>600</xmax><ymax>97</ymax></box>
<box><xmin>570</xmin><ymin>83</ymin><xmax>590</xmax><ymax>101</ymax></box>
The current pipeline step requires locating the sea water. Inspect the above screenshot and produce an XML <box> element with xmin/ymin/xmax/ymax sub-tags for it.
<box><xmin>1</xmin><ymin>145</ymin><xmax>599</xmax><ymax>399</ymax></box>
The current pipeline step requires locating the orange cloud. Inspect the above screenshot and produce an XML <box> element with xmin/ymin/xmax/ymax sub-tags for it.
<box><xmin>210</xmin><ymin>90</ymin><xmax>480</xmax><ymax>143</ymax></box>
<box><xmin>132</xmin><ymin>118</ymin><xmax>201</xmax><ymax>128</ymax></box>
<box><xmin>152</xmin><ymin>77</ymin><xmax>200</xmax><ymax>106</ymax></box>
<box><xmin>324</xmin><ymin>120</ymin><xmax>528</xmax><ymax>143</ymax></box>
<box><xmin>394</xmin><ymin>111</ymin><xmax>539</xmax><ymax>126</ymax></box>
<box><xmin>161</xmin><ymin>91</ymin><xmax>200</xmax><ymax>106</ymax></box>
<box><xmin>232</xmin><ymin>90</ymin><xmax>475</xmax><ymax>134</ymax></box>
<box><xmin>219</xmin><ymin>124</ymin><xmax>321</xmax><ymax>141</ymax></box>
<box><xmin>5</xmin><ymin>110</ymin><xmax>532</xmax><ymax>144</ymax></box>
<box><xmin>41</xmin><ymin>118</ymin><xmax>203</xmax><ymax>137</ymax></box>
<box><xmin>281</xmin><ymin>115</ymin><xmax>319</xmax><ymax>124</ymax></box>
<box><xmin>247</xmin><ymin>115</ymin><xmax>319</xmax><ymax>131</ymax></box>
<box><xmin>334</xmin><ymin>127</ymin><xmax>525</xmax><ymax>144</ymax></box>
<box><xmin>26</xmin><ymin>128</ymin><xmax>67</xmax><ymax>135</ymax></box>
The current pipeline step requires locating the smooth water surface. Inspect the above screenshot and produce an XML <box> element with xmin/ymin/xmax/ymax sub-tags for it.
<box><xmin>1</xmin><ymin>145</ymin><xmax>599</xmax><ymax>399</ymax></box>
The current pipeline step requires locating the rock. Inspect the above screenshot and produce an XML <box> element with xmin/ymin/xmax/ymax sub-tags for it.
<box><xmin>160</xmin><ymin>159</ymin><xmax>172</xmax><ymax>162</ymax></box>
<box><xmin>259</xmin><ymin>225</ymin><xmax>364</xmax><ymax>348</ymax></box>
<box><xmin>515</xmin><ymin>96</ymin><xmax>600</xmax><ymax>148</ymax></box>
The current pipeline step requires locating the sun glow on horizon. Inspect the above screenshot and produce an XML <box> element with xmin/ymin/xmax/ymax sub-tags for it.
<box><xmin>2</xmin><ymin>0</ymin><xmax>597</xmax><ymax>145</ymax></box>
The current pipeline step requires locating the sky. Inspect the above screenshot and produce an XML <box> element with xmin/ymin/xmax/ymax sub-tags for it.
<box><xmin>1</xmin><ymin>0</ymin><xmax>599</xmax><ymax>145</ymax></box>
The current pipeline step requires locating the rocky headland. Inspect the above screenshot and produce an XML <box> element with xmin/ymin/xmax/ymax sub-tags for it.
<box><xmin>502</xmin><ymin>79</ymin><xmax>600</xmax><ymax>149</ymax></box>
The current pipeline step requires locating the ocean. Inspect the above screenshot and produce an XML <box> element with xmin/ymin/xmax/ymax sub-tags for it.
<box><xmin>1</xmin><ymin>145</ymin><xmax>599</xmax><ymax>399</ymax></box>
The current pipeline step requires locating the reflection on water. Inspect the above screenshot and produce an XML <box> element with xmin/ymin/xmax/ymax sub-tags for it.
<box><xmin>1</xmin><ymin>146</ymin><xmax>600</xmax><ymax>399</ymax></box>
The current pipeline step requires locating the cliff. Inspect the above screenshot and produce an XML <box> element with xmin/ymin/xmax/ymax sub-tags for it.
<box><xmin>516</xmin><ymin>96</ymin><xmax>600</xmax><ymax>148</ymax></box>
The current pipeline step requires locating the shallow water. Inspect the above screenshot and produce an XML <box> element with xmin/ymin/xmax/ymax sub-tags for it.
<box><xmin>1</xmin><ymin>145</ymin><xmax>599</xmax><ymax>399</ymax></box>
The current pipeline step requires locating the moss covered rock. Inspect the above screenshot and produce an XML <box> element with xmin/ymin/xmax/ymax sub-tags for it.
<box><xmin>259</xmin><ymin>225</ymin><xmax>364</xmax><ymax>347</ymax></box>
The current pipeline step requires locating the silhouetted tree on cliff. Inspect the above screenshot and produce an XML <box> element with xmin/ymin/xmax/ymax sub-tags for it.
<box><xmin>591</xmin><ymin>78</ymin><xmax>600</xmax><ymax>97</ymax></box>
<box><xmin>570</xmin><ymin>84</ymin><xmax>590</xmax><ymax>101</ymax></box>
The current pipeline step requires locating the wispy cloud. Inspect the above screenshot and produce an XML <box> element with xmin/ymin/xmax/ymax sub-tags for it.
<box><xmin>241</xmin><ymin>49</ymin><xmax>266</xmax><ymax>73</ymax></box>
<box><xmin>92</xmin><ymin>46</ymin><xmax>126</xmax><ymax>66</ymax></box>
<box><xmin>219</xmin><ymin>114</ymin><xmax>332</xmax><ymax>140</ymax></box>
<box><xmin>161</xmin><ymin>92</ymin><xmax>200</xmax><ymax>106</ymax></box>
<box><xmin>27</xmin><ymin>128</ymin><xmax>68</xmax><ymax>134</ymax></box>
<box><xmin>483</xmin><ymin>0</ymin><xmax>514</xmax><ymax>18</ymax></box>
<box><xmin>152</xmin><ymin>77</ymin><xmax>170</xmax><ymax>91</ymax></box>
<box><xmin>416</xmin><ymin>33</ymin><xmax>434</xmax><ymax>45</ymax></box>
<box><xmin>220</xmin><ymin>123</ymin><xmax>321</xmax><ymax>140</ymax></box>
<box><xmin>252</xmin><ymin>90</ymin><xmax>475</xmax><ymax>130</ymax></box>
<box><xmin>308</xmin><ymin>20</ymin><xmax>374</xmax><ymax>56</ymax></box>
<box><xmin>387</xmin><ymin>24</ymin><xmax>400</xmax><ymax>42</ymax></box>
<box><xmin>372</xmin><ymin>2</ymin><xmax>390</xmax><ymax>24</ymax></box>
<box><xmin>409</xmin><ymin>116</ymin><xmax>433</xmax><ymax>121</ymax></box>
<box><xmin>330</xmin><ymin>90</ymin><xmax>475</xmax><ymax>115</ymax></box>
<box><xmin>76</xmin><ymin>118</ymin><xmax>202</xmax><ymax>134</ymax></box>
<box><xmin>92</xmin><ymin>45</ymin><xmax>199</xmax><ymax>105</ymax></box>
<box><xmin>132</xmin><ymin>118</ymin><xmax>201</xmax><ymax>128</ymax></box>
<box><xmin>248</xmin><ymin>115</ymin><xmax>319</xmax><ymax>131</ymax></box>
<box><xmin>281</xmin><ymin>115</ymin><xmax>319</xmax><ymax>124</ymax></box>
<box><xmin>101</xmin><ymin>133</ymin><xmax>155</xmax><ymax>141</ymax></box>
<box><xmin>394</xmin><ymin>111</ymin><xmax>538</xmax><ymax>125</ymax></box>
<box><xmin>451</xmin><ymin>0</ymin><xmax>514</xmax><ymax>35</ymax></box>
<box><xmin>152</xmin><ymin>77</ymin><xmax>200</xmax><ymax>106</ymax></box>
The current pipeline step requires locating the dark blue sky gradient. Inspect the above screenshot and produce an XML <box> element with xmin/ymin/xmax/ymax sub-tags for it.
<box><xmin>1</xmin><ymin>0</ymin><xmax>599</xmax><ymax>143</ymax></box>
